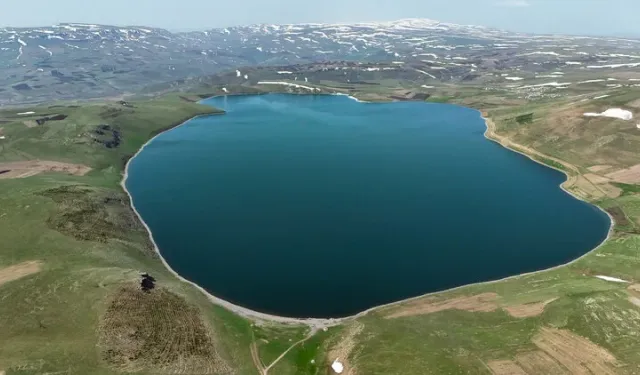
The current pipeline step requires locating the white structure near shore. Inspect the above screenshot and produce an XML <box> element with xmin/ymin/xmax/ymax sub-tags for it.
<box><xmin>331</xmin><ymin>359</ymin><xmax>344</xmax><ymax>373</ymax></box>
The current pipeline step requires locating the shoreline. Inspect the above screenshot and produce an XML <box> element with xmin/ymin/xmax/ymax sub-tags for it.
<box><xmin>121</xmin><ymin>115</ymin><xmax>342</xmax><ymax>328</ymax></box>
<box><xmin>120</xmin><ymin>97</ymin><xmax>615</xmax><ymax>328</ymax></box>
<box><xmin>205</xmin><ymin>91</ymin><xmax>370</xmax><ymax>103</ymax></box>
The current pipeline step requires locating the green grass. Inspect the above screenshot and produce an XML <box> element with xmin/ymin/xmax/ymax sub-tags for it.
<box><xmin>269</xmin><ymin>327</ymin><xmax>341</xmax><ymax>375</ymax></box>
<box><xmin>612</xmin><ymin>182</ymin><xmax>640</xmax><ymax>196</ymax></box>
<box><xmin>347</xmin><ymin>246</ymin><xmax>638</xmax><ymax>373</ymax></box>
<box><xmin>515</xmin><ymin>113</ymin><xmax>534</xmax><ymax>124</ymax></box>
<box><xmin>0</xmin><ymin>96</ymin><xmax>223</xmax><ymax>173</ymax></box>
<box><xmin>426</xmin><ymin>95</ymin><xmax>456</xmax><ymax>103</ymax></box>
<box><xmin>531</xmin><ymin>155</ymin><xmax>567</xmax><ymax>172</ymax></box>
<box><xmin>252</xmin><ymin>325</ymin><xmax>309</xmax><ymax>367</ymax></box>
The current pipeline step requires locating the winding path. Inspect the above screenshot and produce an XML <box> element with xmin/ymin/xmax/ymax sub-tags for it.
<box><xmin>251</xmin><ymin>329</ymin><xmax>319</xmax><ymax>375</ymax></box>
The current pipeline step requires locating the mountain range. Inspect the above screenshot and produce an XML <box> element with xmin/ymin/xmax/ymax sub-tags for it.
<box><xmin>2</xmin><ymin>19</ymin><xmax>640</xmax><ymax>104</ymax></box>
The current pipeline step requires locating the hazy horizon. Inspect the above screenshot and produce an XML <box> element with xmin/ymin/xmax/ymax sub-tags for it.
<box><xmin>2</xmin><ymin>0</ymin><xmax>639</xmax><ymax>37</ymax></box>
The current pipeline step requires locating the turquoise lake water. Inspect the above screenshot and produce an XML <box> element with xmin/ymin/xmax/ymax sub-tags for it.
<box><xmin>126</xmin><ymin>94</ymin><xmax>610</xmax><ymax>318</ymax></box>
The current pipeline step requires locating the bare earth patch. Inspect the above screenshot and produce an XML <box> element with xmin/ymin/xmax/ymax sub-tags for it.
<box><xmin>600</xmin><ymin>183</ymin><xmax>623</xmax><ymax>199</ymax></box>
<box><xmin>504</xmin><ymin>298</ymin><xmax>558</xmax><ymax>318</ymax></box>
<box><xmin>628</xmin><ymin>284</ymin><xmax>640</xmax><ymax>293</ymax></box>
<box><xmin>532</xmin><ymin>327</ymin><xmax>618</xmax><ymax>374</ymax></box>
<box><xmin>515</xmin><ymin>351</ymin><xmax>569</xmax><ymax>374</ymax></box>
<box><xmin>583</xmin><ymin>173</ymin><xmax>611</xmax><ymax>185</ymax></box>
<box><xmin>588</xmin><ymin>165</ymin><xmax>614</xmax><ymax>173</ymax></box>
<box><xmin>22</xmin><ymin>120</ymin><xmax>38</xmax><ymax>128</ymax></box>
<box><xmin>489</xmin><ymin>328</ymin><xmax>619</xmax><ymax>374</ymax></box>
<box><xmin>487</xmin><ymin>360</ymin><xmax>527</xmax><ymax>375</ymax></box>
<box><xmin>606</xmin><ymin>164</ymin><xmax>640</xmax><ymax>184</ymax></box>
<box><xmin>0</xmin><ymin>260</ymin><xmax>42</xmax><ymax>287</ymax></box>
<box><xmin>98</xmin><ymin>285</ymin><xmax>231</xmax><ymax>374</ymax></box>
<box><xmin>628</xmin><ymin>296</ymin><xmax>640</xmax><ymax>308</ymax></box>
<box><xmin>572</xmin><ymin>176</ymin><xmax>606</xmax><ymax>199</ymax></box>
<box><xmin>627</xmin><ymin>284</ymin><xmax>640</xmax><ymax>307</ymax></box>
<box><xmin>327</xmin><ymin>321</ymin><xmax>365</xmax><ymax>375</ymax></box>
<box><xmin>385</xmin><ymin>293</ymin><xmax>499</xmax><ymax>319</ymax></box>
<box><xmin>0</xmin><ymin>160</ymin><xmax>91</xmax><ymax>179</ymax></box>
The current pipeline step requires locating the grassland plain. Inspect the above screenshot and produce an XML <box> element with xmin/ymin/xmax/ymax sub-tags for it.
<box><xmin>2</xmin><ymin>82</ymin><xmax>640</xmax><ymax>375</ymax></box>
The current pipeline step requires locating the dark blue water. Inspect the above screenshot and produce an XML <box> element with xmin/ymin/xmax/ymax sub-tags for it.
<box><xmin>126</xmin><ymin>94</ymin><xmax>610</xmax><ymax>318</ymax></box>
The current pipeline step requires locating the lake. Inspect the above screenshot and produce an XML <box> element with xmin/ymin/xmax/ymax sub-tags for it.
<box><xmin>125</xmin><ymin>94</ymin><xmax>610</xmax><ymax>318</ymax></box>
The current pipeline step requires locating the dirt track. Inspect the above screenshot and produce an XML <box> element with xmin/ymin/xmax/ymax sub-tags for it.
<box><xmin>250</xmin><ymin>342</ymin><xmax>266</xmax><ymax>375</ymax></box>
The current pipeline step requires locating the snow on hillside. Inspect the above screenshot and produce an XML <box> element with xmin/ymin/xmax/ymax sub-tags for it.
<box><xmin>2</xmin><ymin>18</ymin><xmax>640</xmax><ymax>105</ymax></box>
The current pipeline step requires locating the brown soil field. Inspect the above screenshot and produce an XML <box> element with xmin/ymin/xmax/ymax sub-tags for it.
<box><xmin>532</xmin><ymin>327</ymin><xmax>618</xmax><ymax>375</ymax></box>
<box><xmin>572</xmin><ymin>176</ymin><xmax>607</xmax><ymax>199</ymax></box>
<box><xmin>606</xmin><ymin>164</ymin><xmax>640</xmax><ymax>184</ymax></box>
<box><xmin>487</xmin><ymin>360</ymin><xmax>527</xmax><ymax>375</ymax></box>
<box><xmin>488</xmin><ymin>327</ymin><xmax>620</xmax><ymax>374</ymax></box>
<box><xmin>503</xmin><ymin>298</ymin><xmax>558</xmax><ymax>318</ymax></box>
<box><xmin>98</xmin><ymin>285</ymin><xmax>231</xmax><ymax>374</ymax></box>
<box><xmin>0</xmin><ymin>160</ymin><xmax>91</xmax><ymax>179</ymax></box>
<box><xmin>583</xmin><ymin>173</ymin><xmax>611</xmax><ymax>185</ymax></box>
<box><xmin>515</xmin><ymin>350</ymin><xmax>569</xmax><ymax>374</ymax></box>
<box><xmin>385</xmin><ymin>293</ymin><xmax>499</xmax><ymax>319</ymax></box>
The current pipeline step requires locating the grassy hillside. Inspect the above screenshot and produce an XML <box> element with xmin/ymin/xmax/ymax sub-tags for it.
<box><xmin>0</xmin><ymin>95</ymin><xmax>332</xmax><ymax>375</ymax></box>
